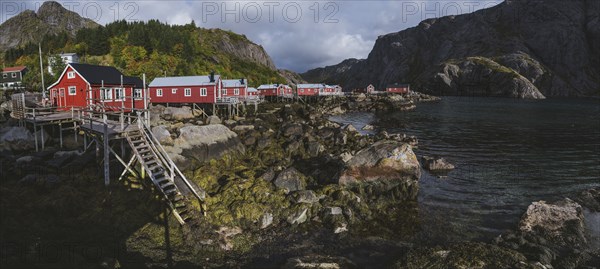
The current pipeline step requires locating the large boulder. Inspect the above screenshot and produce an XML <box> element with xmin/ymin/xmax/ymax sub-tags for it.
<box><xmin>164</xmin><ymin>124</ymin><xmax>244</xmax><ymax>168</ymax></box>
<box><xmin>162</xmin><ymin>106</ymin><xmax>195</xmax><ymax>121</ymax></box>
<box><xmin>519</xmin><ymin>198</ymin><xmax>587</xmax><ymax>247</ymax></box>
<box><xmin>151</xmin><ymin>125</ymin><xmax>173</xmax><ymax>145</ymax></box>
<box><xmin>339</xmin><ymin>140</ymin><xmax>421</xmax><ymax>185</ymax></box>
<box><xmin>0</xmin><ymin>126</ymin><xmax>49</xmax><ymax>152</ymax></box>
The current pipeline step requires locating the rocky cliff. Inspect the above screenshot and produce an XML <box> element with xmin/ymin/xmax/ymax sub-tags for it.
<box><xmin>302</xmin><ymin>0</ymin><xmax>600</xmax><ymax>98</ymax></box>
<box><xmin>0</xmin><ymin>1</ymin><xmax>99</xmax><ymax>51</ymax></box>
<box><xmin>208</xmin><ymin>29</ymin><xmax>277</xmax><ymax>70</ymax></box>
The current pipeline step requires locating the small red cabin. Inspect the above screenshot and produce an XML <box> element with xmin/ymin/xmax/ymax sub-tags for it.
<box><xmin>221</xmin><ymin>79</ymin><xmax>247</xmax><ymax>100</ymax></box>
<box><xmin>47</xmin><ymin>63</ymin><xmax>144</xmax><ymax>111</ymax></box>
<box><xmin>386</xmin><ymin>83</ymin><xmax>410</xmax><ymax>94</ymax></box>
<box><xmin>148</xmin><ymin>75</ymin><xmax>221</xmax><ymax>104</ymax></box>
<box><xmin>247</xmin><ymin>87</ymin><xmax>258</xmax><ymax>97</ymax></box>
<box><xmin>296</xmin><ymin>84</ymin><xmax>323</xmax><ymax>96</ymax></box>
<box><xmin>257</xmin><ymin>84</ymin><xmax>293</xmax><ymax>97</ymax></box>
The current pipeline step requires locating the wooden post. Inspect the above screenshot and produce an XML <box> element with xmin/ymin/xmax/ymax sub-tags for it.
<box><xmin>41</xmin><ymin>125</ymin><xmax>45</xmax><ymax>150</ymax></box>
<box><xmin>33</xmin><ymin>122</ymin><xmax>39</xmax><ymax>152</ymax></box>
<box><xmin>59</xmin><ymin>122</ymin><xmax>63</xmax><ymax>148</ymax></box>
<box><xmin>104</xmin><ymin>122</ymin><xmax>110</xmax><ymax>186</ymax></box>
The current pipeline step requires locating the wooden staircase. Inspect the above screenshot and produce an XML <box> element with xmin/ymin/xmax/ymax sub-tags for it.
<box><xmin>125</xmin><ymin>122</ymin><xmax>206</xmax><ymax>225</ymax></box>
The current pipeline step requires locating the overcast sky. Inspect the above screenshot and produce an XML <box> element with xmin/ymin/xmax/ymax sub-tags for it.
<box><xmin>2</xmin><ymin>0</ymin><xmax>501</xmax><ymax>72</ymax></box>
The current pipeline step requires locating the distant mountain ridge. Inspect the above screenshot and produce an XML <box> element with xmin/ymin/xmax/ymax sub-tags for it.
<box><xmin>301</xmin><ymin>0</ymin><xmax>600</xmax><ymax>98</ymax></box>
<box><xmin>0</xmin><ymin>1</ymin><xmax>99</xmax><ymax>51</ymax></box>
<box><xmin>0</xmin><ymin>1</ymin><xmax>306</xmax><ymax>86</ymax></box>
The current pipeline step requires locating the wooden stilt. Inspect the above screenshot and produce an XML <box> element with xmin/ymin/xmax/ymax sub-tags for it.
<box><xmin>103</xmin><ymin>123</ymin><xmax>110</xmax><ymax>186</ymax></box>
<box><xmin>59</xmin><ymin>122</ymin><xmax>63</xmax><ymax>148</ymax></box>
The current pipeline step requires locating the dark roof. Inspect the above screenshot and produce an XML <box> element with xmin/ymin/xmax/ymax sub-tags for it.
<box><xmin>70</xmin><ymin>63</ymin><xmax>141</xmax><ymax>86</ymax></box>
<box><xmin>3</xmin><ymin>66</ymin><xmax>27</xmax><ymax>72</ymax></box>
<box><xmin>124</xmin><ymin>76</ymin><xmax>144</xmax><ymax>89</ymax></box>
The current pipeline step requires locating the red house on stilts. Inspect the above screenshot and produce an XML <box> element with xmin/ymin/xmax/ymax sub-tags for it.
<box><xmin>148</xmin><ymin>74</ymin><xmax>221</xmax><ymax>104</ymax></box>
<box><xmin>386</xmin><ymin>83</ymin><xmax>410</xmax><ymax>94</ymax></box>
<box><xmin>47</xmin><ymin>63</ymin><xmax>145</xmax><ymax>111</ymax></box>
<box><xmin>257</xmin><ymin>84</ymin><xmax>293</xmax><ymax>99</ymax></box>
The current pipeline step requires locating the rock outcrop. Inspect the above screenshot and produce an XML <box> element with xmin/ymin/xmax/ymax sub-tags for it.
<box><xmin>0</xmin><ymin>1</ymin><xmax>99</xmax><ymax>51</ymax></box>
<box><xmin>302</xmin><ymin>0</ymin><xmax>600</xmax><ymax>98</ymax></box>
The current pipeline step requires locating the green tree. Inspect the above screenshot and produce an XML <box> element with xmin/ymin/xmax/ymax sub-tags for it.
<box><xmin>48</xmin><ymin>54</ymin><xmax>67</xmax><ymax>81</ymax></box>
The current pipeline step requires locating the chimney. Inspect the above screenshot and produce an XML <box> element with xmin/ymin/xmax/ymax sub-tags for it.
<box><xmin>240</xmin><ymin>78</ymin><xmax>244</xmax><ymax>85</ymax></box>
<box><xmin>210</xmin><ymin>71</ymin><xmax>215</xmax><ymax>82</ymax></box>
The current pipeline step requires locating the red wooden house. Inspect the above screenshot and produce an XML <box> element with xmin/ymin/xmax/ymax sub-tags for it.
<box><xmin>148</xmin><ymin>74</ymin><xmax>221</xmax><ymax>104</ymax></box>
<box><xmin>247</xmin><ymin>87</ymin><xmax>258</xmax><ymax>97</ymax></box>
<box><xmin>296</xmin><ymin>84</ymin><xmax>323</xmax><ymax>96</ymax></box>
<box><xmin>257</xmin><ymin>84</ymin><xmax>293</xmax><ymax>98</ymax></box>
<box><xmin>323</xmin><ymin>85</ymin><xmax>343</xmax><ymax>96</ymax></box>
<box><xmin>221</xmin><ymin>79</ymin><xmax>247</xmax><ymax>100</ymax></box>
<box><xmin>386</xmin><ymin>83</ymin><xmax>410</xmax><ymax>94</ymax></box>
<box><xmin>47</xmin><ymin>63</ymin><xmax>144</xmax><ymax>111</ymax></box>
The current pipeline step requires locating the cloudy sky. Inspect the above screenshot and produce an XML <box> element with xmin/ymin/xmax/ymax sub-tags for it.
<box><xmin>2</xmin><ymin>0</ymin><xmax>501</xmax><ymax>72</ymax></box>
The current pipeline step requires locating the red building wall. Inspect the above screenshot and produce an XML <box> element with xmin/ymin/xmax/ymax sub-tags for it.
<box><xmin>386</xmin><ymin>86</ymin><xmax>409</xmax><ymax>94</ymax></box>
<box><xmin>49</xmin><ymin>66</ymin><xmax>88</xmax><ymax>108</ymax></box>
<box><xmin>222</xmin><ymin>86</ymin><xmax>246</xmax><ymax>98</ymax></box>
<box><xmin>149</xmin><ymin>85</ymin><xmax>217</xmax><ymax>104</ymax></box>
<box><xmin>297</xmin><ymin>87</ymin><xmax>319</xmax><ymax>96</ymax></box>
<box><xmin>259</xmin><ymin>88</ymin><xmax>277</xmax><ymax>96</ymax></box>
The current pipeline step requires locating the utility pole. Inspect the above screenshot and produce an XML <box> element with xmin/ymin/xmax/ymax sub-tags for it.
<box><xmin>38</xmin><ymin>43</ymin><xmax>46</xmax><ymax>99</ymax></box>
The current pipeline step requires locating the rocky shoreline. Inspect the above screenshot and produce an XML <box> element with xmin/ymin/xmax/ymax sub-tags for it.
<box><xmin>0</xmin><ymin>93</ymin><xmax>598</xmax><ymax>268</ymax></box>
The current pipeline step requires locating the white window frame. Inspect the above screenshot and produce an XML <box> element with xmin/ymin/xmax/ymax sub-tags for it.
<box><xmin>221</xmin><ymin>89</ymin><xmax>227</xmax><ymax>96</ymax></box>
<box><xmin>68</xmin><ymin>86</ymin><xmax>76</xmax><ymax>95</ymax></box>
<box><xmin>200</xmin><ymin>88</ymin><xmax>207</xmax><ymax>96</ymax></box>
<box><xmin>2</xmin><ymin>73</ymin><xmax>6</xmax><ymax>79</ymax></box>
<box><xmin>234</xmin><ymin>88</ymin><xmax>239</xmax><ymax>95</ymax></box>
<box><xmin>157</xmin><ymin>89</ymin><xmax>163</xmax><ymax>97</ymax></box>
<box><xmin>59</xmin><ymin>88</ymin><xmax>65</xmax><ymax>97</ymax></box>
<box><xmin>11</xmin><ymin>73</ymin><xmax>17</xmax><ymax>78</ymax></box>
<box><xmin>101</xmin><ymin>88</ymin><xmax>113</xmax><ymax>101</ymax></box>
<box><xmin>300</xmin><ymin>89</ymin><xmax>304</xmax><ymax>93</ymax></box>
<box><xmin>184</xmin><ymin>88</ymin><xmax>191</xmax><ymax>97</ymax></box>
<box><xmin>134</xmin><ymin>89</ymin><xmax>142</xmax><ymax>99</ymax></box>
<box><xmin>114</xmin><ymin>88</ymin><xmax>124</xmax><ymax>100</ymax></box>
<box><xmin>172</xmin><ymin>88</ymin><xmax>177</xmax><ymax>94</ymax></box>
<box><xmin>67</xmin><ymin>71</ymin><xmax>75</xmax><ymax>79</ymax></box>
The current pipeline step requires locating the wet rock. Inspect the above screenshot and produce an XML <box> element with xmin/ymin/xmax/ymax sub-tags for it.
<box><xmin>274</xmin><ymin>167</ymin><xmax>306</xmax><ymax>194</ymax></box>
<box><xmin>287</xmin><ymin>207</ymin><xmax>309</xmax><ymax>225</ymax></box>
<box><xmin>306</xmin><ymin>141</ymin><xmax>324</xmax><ymax>157</ymax></box>
<box><xmin>422</xmin><ymin>156</ymin><xmax>455</xmax><ymax>171</ymax></box>
<box><xmin>260</xmin><ymin>213</ymin><xmax>273</xmax><ymax>229</ymax></box>
<box><xmin>343</xmin><ymin>124</ymin><xmax>358</xmax><ymax>133</ymax></box>
<box><xmin>362</xmin><ymin>124</ymin><xmax>374</xmax><ymax>131</ymax></box>
<box><xmin>519</xmin><ymin>198</ymin><xmax>586</xmax><ymax>247</ymax></box>
<box><xmin>232</xmin><ymin>125</ymin><xmax>255</xmax><ymax>132</ymax></box>
<box><xmin>322</xmin><ymin>206</ymin><xmax>343</xmax><ymax>216</ymax></box>
<box><xmin>206</xmin><ymin>115</ymin><xmax>222</xmax><ymax>125</ymax></box>
<box><xmin>19</xmin><ymin>174</ymin><xmax>60</xmax><ymax>185</ymax></box>
<box><xmin>339</xmin><ymin>140</ymin><xmax>421</xmax><ymax>185</ymax></box>
<box><xmin>216</xmin><ymin>226</ymin><xmax>242</xmax><ymax>251</ymax></box>
<box><xmin>151</xmin><ymin>125</ymin><xmax>173</xmax><ymax>145</ymax></box>
<box><xmin>291</xmin><ymin>190</ymin><xmax>319</xmax><ymax>204</ymax></box>
<box><xmin>0</xmin><ymin>126</ymin><xmax>49</xmax><ymax>152</ymax></box>
<box><xmin>574</xmin><ymin>187</ymin><xmax>600</xmax><ymax>212</ymax></box>
<box><xmin>283</xmin><ymin>123</ymin><xmax>303</xmax><ymax>137</ymax></box>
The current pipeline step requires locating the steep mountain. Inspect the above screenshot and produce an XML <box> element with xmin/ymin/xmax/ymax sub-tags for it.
<box><xmin>301</xmin><ymin>58</ymin><xmax>363</xmax><ymax>84</ymax></box>
<box><xmin>278</xmin><ymin>69</ymin><xmax>307</xmax><ymax>85</ymax></box>
<box><xmin>0</xmin><ymin>1</ymin><xmax>99</xmax><ymax>51</ymax></box>
<box><xmin>302</xmin><ymin>0</ymin><xmax>600</xmax><ymax>98</ymax></box>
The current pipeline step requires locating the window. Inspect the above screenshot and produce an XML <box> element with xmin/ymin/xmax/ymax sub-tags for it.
<box><xmin>172</xmin><ymin>88</ymin><xmax>177</xmax><ymax>94</ymax></box>
<box><xmin>234</xmin><ymin>88</ymin><xmax>239</xmax><ymax>95</ymax></box>
<box><xmin>59</xmin><ymin>88</ymin><xmax>65</xmax><ymax>97</ymax></box>
<box><xmin>134</xmin><ymin>89</ymin><xmax>142</xmax><ymax>99</ymax></box>
<box><xmin>11</xmin><ymin>73</ymin><xmax>17</xmax><ymax>78</ymax></box>
<box><xmin>200</xmin><ymin>88</ymin><xmax>207</xmax><ymax>96</ymax></box>
<box><xmin>68</xmin><ymin>86</ymin><xmax>76</xmax><ymax>95</ymax></box>
<box><xmin>101</xmin><ymin>88</ymin><xmax>113</xmax><ymax>100</ymax></box>
<box><xmin>157</xmin><ymin>89</ymin><xmax>163</xmax><ymax>97</ymax></box>
<box><xmin>300</xmin><ymin>89</ymin><xmax>304</xmax><ymax>93</ymax></box>
<box><xmin>184</xmin><ymin>88</ymin><xmax>191</xmax><ymax>97</ymax></box>
<box><xmin>114</xmin><ymin>88</ymin><xmax>124</xmax><ymax>100</ymax></box>
<box><xmin>67</xmin><ymin>71</ymin><xmax>75</xmax><ymax>79</ymax></box>
<box><xmin>2</xmin><ymin>74</ymin><xmax>6</xmax><ymax>79</ymax></box>
<box><xmin>221</xmin><ymin>89</ymin><xmax>227</xmax><ymax>96</ymax></box>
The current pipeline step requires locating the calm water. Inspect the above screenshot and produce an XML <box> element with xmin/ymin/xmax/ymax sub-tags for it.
<box><xmin>331</xmin><ymin>97</ymin><xmax>600</xmax><ymax>243</ymax></box>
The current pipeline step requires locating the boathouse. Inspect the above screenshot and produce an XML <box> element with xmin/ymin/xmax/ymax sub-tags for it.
<box><xmin>296</xmin><ymin>84</ymin><xmax>323</xmax><ymax>96</ymax></box>
<box><xmin>386</xmin><ymin>83</ymin><xmax>410</xmax><ymax>94</ymax></box>
<box><xmin>221</xmin><ymin>79</ymin><xmax>247</xmax><ymax>100</ymax></box>
<box><xmin>148</xmin><ymin>74</ymin><xmax>221</xmax><ymax>104</ymax></box>
<box><xmin>257</xmin><ymin>84</ymin><xmax>293</xmax><ymax>98</ymax></box>
<box><xmin>47</xmin><ymin>63</ymin><xmax>144</xmax><ymax>111</ymax></box>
